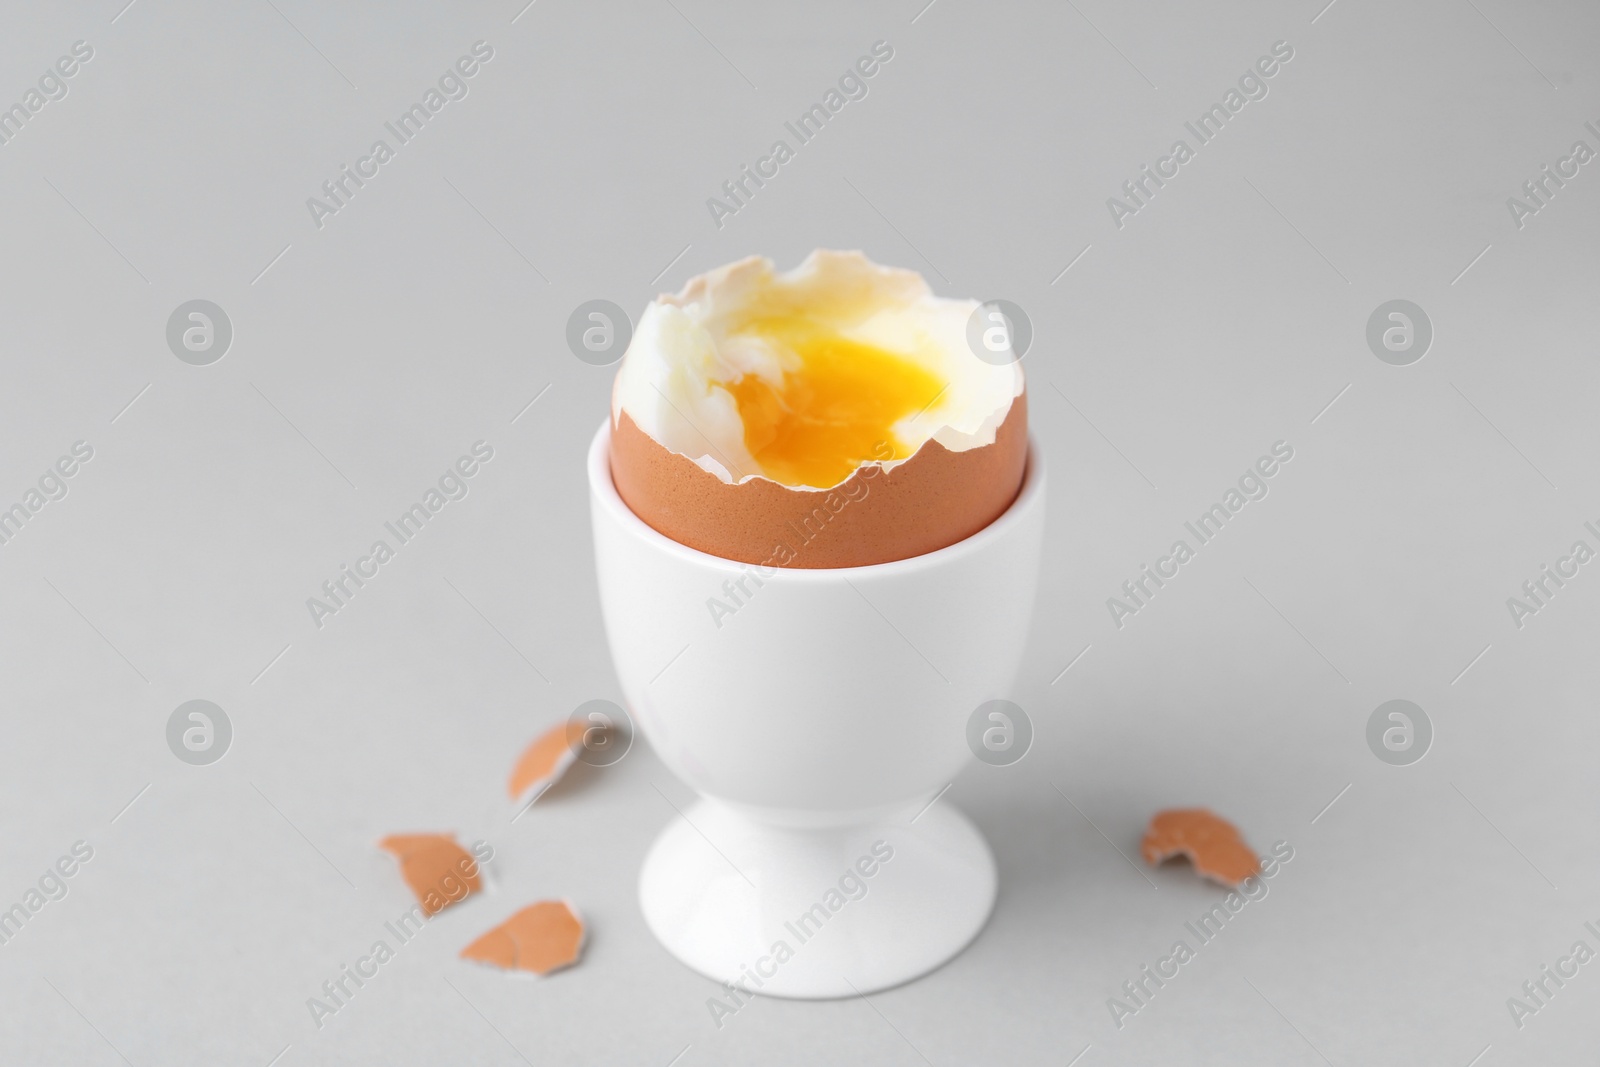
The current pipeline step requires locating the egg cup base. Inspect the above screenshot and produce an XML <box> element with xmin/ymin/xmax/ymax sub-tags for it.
<box><xmin>638</xmin><ymin>795</ymin><xmax>996</xmax><ymax>999</ymax></box>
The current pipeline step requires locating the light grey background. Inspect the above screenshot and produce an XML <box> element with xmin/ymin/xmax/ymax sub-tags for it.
<box><xmin>1</xmin><ymin>0</ymin><xmax>1597</xmax><ymax>1064</ymax></box>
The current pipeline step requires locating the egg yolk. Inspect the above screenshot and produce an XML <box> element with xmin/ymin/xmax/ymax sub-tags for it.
<box><xmin>722</xmin><ymin>319</ymin><xmax>945</xmax><ymax>488</ymax></box>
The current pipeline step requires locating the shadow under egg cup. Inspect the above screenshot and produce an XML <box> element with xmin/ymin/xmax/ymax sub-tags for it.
<box><xmin>587</xmin><ymin>420</ymin><xmax>1046</xmax><ymax>998</ymax></box>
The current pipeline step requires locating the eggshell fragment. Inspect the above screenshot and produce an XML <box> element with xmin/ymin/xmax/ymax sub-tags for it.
<box><xmin>1140</xmin><ymin>809</ymin><xmax>1260</xmax><ymax>887</ymax></box>
<box><xmin>610</xmin><ymin>393</ymin><xmax>1028</xmax><ymax>568</ymax></box>
<box><xmin>507</xmin><ymin>720</ymin><xmax>585</xmax><ymax>805</ymax></box>
<box><xmin>459</xmin><ymin>925</ymin><xmax>518</xmax><ymax>970</ymax></box>
<box><xmin>460</xmin><ymin>901</ymin><xmax>586</xmax><ymax>976</ymax></box>
<box><xmin>378</xmin><ymin>833</ymin><xmax>482</xmax><ymax>916</ymax></box>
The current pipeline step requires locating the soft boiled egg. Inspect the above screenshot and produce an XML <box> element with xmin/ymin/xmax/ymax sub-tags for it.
<box><xmin>609</xmin><ymin>249</ymin><xmax>1027</xmax><ymax>568</ymax></box>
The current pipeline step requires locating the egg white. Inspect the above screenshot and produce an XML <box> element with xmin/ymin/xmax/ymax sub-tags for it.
<box><xmin>611</xmin><ymin>249</ymin><xmax>1025</xmax><ymax>490</ymax></box>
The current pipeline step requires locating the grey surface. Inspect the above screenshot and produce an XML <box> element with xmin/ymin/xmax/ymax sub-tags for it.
<box><xmin>1</xmin><ymin>1</ymin><xmax>1597</xmax><ymax>1064</ymax></box>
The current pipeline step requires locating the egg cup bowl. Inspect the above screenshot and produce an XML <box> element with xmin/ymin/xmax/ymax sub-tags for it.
<box><xmin>588</xmin><ymin>419</ymin><xmax>1046</xmax><ymax>998</ymax></box>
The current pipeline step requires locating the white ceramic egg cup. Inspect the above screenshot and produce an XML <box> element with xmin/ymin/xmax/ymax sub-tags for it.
<box><xmin>588</xmin><ymin>421</ymin><xmax>1046</xmax><ymax>998</ymax></box>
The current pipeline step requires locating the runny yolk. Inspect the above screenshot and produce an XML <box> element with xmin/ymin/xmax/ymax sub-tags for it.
<box><xmin>722</xmin><ymin>319</ymin><xmax>946</xmax><ymax>488</ymax></box>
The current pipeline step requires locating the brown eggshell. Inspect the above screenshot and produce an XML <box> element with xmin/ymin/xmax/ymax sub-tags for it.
<box><xmin>378</xmin><ymin>833</ymin><xmax>483</xmax><ymax>916</ymax></box>
<box><xmin>1139</xmin><ymin>808</ymin><xmax>1261</xmax><ymax>888</ymax></box>
<box><xmin>506</xmin><ymin>720</ymin><xmax>582</xmax><ymax>805</ymax></box>
<box><xmin>460</xmin><ymin>901</ymin><xmax>586</xmax><ymax>976</ymax></box>
<box><xmin>609</xmin><ymin>393</ymin><xmax>1027</xmax><ymax>569</ymax></box>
